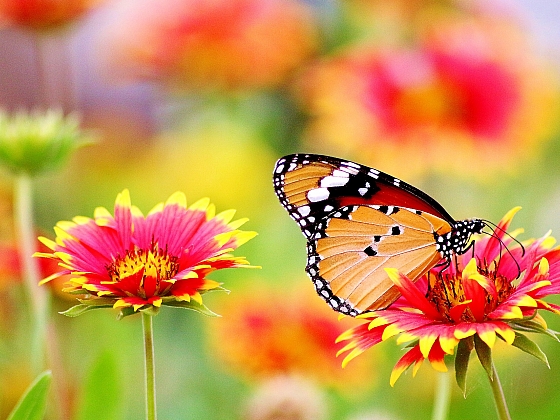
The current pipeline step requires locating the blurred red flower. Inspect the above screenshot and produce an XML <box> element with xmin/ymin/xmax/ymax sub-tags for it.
<box><xmin>208</xmin><ymin>283</ymin><xmax>377</xmax><ymax>392</ymax></box>
<box><xmin>98</xmin><ymin>0</ymin><xmax>318</xmax><ymax>91</ymax></box>
<box><xmin>0</xmin><ymin>242</ymin><xmax>20</xmax><ymax>291</ymax></box>
<box><xmin>297</xmin><ymin>15</ymin><xmax>558</xmax><ymax>177</ymax></box>
<box><xmin>0</xmin><ymin>0</ymin><xmax>102</xmax><ymax>30</ymax></box>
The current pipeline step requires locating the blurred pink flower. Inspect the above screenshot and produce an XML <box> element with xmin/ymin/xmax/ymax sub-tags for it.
<box><xmin>98</xmin><ymin>0</ymin><xmax>318</xmax><ymax>91</ymax></box>
<box><xmin>0</xmin><ymin>0</ymin><xmax>102</xmax><ymax>30</ymax></box>
<box><xmin>297</xmin><ymin>15</ymin><xmax>558</xmax><ymax>177</ymax></box>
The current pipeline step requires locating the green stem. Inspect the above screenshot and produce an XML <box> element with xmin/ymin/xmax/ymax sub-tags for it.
<box><xmin>142</xmin><ymin>313</ymin><xmax>157</xmax><ymax>420</ymax></box>
<box><xmin>488</xmin><ymin>362</ymin><xmax>511</xmax><ymax>420</ymax></box>
<box><xmin>14</xmin><ymin>173</ymin><xmax>47</xmax><ymax>374</ymax></box>
<box><xmin>432</xmin><ymin>371</ymin><xmax>451</xmax><ymax>420</ymax></box>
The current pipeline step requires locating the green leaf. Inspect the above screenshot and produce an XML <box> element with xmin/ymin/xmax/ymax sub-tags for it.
<box><xmin>474</xmin><ymin>335</ymin><xmax>493</xmax><ymax>380</ymax></box>
<box><xmin>60</xmin><ymin>304</ymin><xmax>113</xmax><ymax>317</ymax></box>
<box><xmin>511</xmin><ymin>332</ymin><xmax>550</xmax><ymax>367</ymax></box>
<box><xmin>511</xmin><ymin>320</ymin><xmax>560</xmax><ymax>341</ymax></box>
<box><xmin>7</xmin><ymin>370</ymin><xmax>52</xmax><ymax>420</ymax></box>
<box><xmin>455</xmin><ymin>338</ymin><xmax>473</xmax><ymax>397</ymax></box>
<box><xmin>162</xmin><ymin>300</ymin><xmax>220</xmax><ymax>317</ymax></box>
<box><xmin>74</xmin><ymin>351</ymin><xmax>122</xmax><ymax>420</ymax></box>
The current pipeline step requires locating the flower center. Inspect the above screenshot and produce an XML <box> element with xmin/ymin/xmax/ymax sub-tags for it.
<box><xmin>427</xmin><ymin>263</ymin><xmax>515</xmax><ymax>323</ymax></box>
<box><xmin>107</xmin><ymin>245</ymin><xmax>179</xmax><ymax>285</ymax></box>
<box><xmin>477</xmin><ymin>265</ymin><xmax>516</xmax><ymax>313</ymax></box>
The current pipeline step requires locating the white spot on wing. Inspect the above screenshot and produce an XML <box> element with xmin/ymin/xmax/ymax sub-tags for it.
<box><xmin>344</xmin><ymin>161</ymin><xmax>361</xmax><ymax>169</ymax></box>
<box><xmin>320</xmin><ymin>175</ymin><xmax>349</xmax><ymax>188</ymax></box>
<box><xmin>298</xmin><ymin>205</ymin><xmax>311</xmax><ymax>216</ymax></box>
<box><xmin>332</xmin><ymin>169</ymin><xmax>350</xmax><ymax>178</ymax></box>
<box><xmin>368</xmin><ymin>168</ymin><xmax>380</xmax><ymax>179</ymax></box>
<box><xmin>307</xmin><ymin>188</ymin><xmax>330</xmax><ymax>202</ymax></box>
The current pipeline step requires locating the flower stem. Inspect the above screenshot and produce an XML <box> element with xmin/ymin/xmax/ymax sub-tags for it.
<box><xmin>431</xmin><ymin>371</ymin><xmax>451</xmax><ymax>420</ymax></box>
<box><xmin>142</xmin><ymin>313</ymin><xmax>157</xmax><ymax>420</ymax></box>
<box><xmin>14</xmin><ymin>173</ymin><xmax>48</xmax><ymax>374</ymax></box>
<box><xmin>488</xmin><ymin>362</ymin><xmax>511</xmax><ymax>420</ymax></box>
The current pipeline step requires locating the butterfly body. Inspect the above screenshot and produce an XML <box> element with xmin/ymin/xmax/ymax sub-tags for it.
<box><xmin>273</xmin><ymin>154</ymin><xmax>484</xmax><ymax>316</ymax></box>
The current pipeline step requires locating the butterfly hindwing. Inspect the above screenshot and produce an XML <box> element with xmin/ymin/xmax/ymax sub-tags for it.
<box><xmin>307</xmin><ymin>205</ymin><xmax>452</xmax><ymax>315</ymax></box>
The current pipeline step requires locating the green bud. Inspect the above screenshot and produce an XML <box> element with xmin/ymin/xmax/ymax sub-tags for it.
<box><xmin>0</xmin><ymin>109</ymin><xmax>90</xmax><ymax>175</ymax></box>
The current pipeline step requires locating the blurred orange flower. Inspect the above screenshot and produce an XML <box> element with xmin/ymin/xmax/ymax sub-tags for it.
<box><xmin>208</xmin><ymin>282</ymin><xmax>377</xmax><ymax>392</ymax></box>
<box><xmin>97</xmin><ymin>0</ymin><xmax>318</xmax><ymax>91</ymax></box>
<box><xmin>0</xmin><ymin>0</ymin><xmax>102</xmax><ymax>30</ymax></box>
<box><xmin>297</xmin><ymin>14</ymin><xmax>558</xmax><ymax>178</ymax></box>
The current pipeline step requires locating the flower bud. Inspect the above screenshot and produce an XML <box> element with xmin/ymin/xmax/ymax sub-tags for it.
<box><xmin>0</xmin><ymin>109</ymin><xmax>89</xmax><ymax>175</ymax></box>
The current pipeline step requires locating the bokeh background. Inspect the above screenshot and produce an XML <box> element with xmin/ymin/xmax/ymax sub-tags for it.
<box><xmin>1</xmin><ymin>0</ymin><xmax>560</xmax><ymax>419</ymax></box>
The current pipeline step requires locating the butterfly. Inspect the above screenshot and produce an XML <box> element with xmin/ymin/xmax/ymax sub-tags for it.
<box><xmin>273</xmin><ymin>153</ymin><xmax>486</xmax><ymax>316</ymax></box>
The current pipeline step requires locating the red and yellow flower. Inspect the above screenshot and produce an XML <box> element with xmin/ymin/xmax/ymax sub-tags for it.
<box><xmin>97</xmin><ymin>0</ymin><xmax>317</xmax><ymax>91</ymax></box>
<box><xmin>296</xmin><ymin>15</ymin><xmax>558</xmax><ymax>178</ymax></box>
<box><xmin>0</xmin><ymin>0</ymin><xmax>103</xmax><ymax>30</ymax></box>
<box><xmin>208</xmin><ymin>284</ymin><xmax>376</xmax><ymax>392</ymax></box>
<box><xmin>35</xmin><ymin>189</ymin><xmax>257</xmax><ymax>317</ymax></box>
<box><xmin>337</xmin><ymin>208</ymin><xmax>560</xmax><ymax>388</ymax></box>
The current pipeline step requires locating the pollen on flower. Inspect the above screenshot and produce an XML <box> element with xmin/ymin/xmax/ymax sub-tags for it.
<box><xmin>107</xmin><ymin>244</ymin><xmax>179</xmax><ymax>285</ymax></box>
<box><xmin>426</xmin><ymin>260</ymin><xmax>515</xmax><ymax>323</ymax></box>
<box><xmin>426</xmin><ymin>272</ymin><xmax>469</xmax><ymax>322</ymax></box>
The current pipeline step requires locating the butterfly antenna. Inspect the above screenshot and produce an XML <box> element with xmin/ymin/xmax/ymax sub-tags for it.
<box><xmin>480</xmin><ymin>219</ymin><xmax>523</xmax><ymax>278</ymax></box>
<box><xmin>481</xmin><ymin>218</ymin><xmax>525</xmax><ymax>257</ymax></box>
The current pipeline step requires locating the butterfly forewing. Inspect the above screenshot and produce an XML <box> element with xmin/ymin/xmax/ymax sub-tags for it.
<box><xmin>273</xmin><ymin>154</ymin><xmax>454</xmax><ymax>239</ymax></box>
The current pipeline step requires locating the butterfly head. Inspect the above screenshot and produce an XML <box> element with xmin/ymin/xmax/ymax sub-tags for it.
<box><xmin>435</xmin><ymin>218</ymin><xmax>485</xmax><ymax>260</ymax></box>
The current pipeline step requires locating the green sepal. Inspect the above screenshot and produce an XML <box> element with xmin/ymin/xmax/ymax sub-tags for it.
<box><xmin>140</xmin><ymin>305</ymin><xmax>160</xmax><ymax>317</ymax></box>
<box><xmin>474</xmin><ymin>335</ymin><xmax>493</xmax><ymax>380</ymax></box>
<box><xmin>403</xmin><ymin>339</ymin><xmax>420</xmax><ymax>349</ymax></box>
<box><xmin>511</xmin><ymin>332</ymin><xmax>550</xmax><ymax>367</ymax></box>
<box><xmin>205</xmin><ymin>286</ymin><xmax>230</xmax><ymax>295</ymax></box>
<box><xmin>60</xmin><ymin>304</ymin><xmax>113</xmax><ymax>317</ymax></box>
<box><xmin>116</xmin><ymin>306</ymin><xmax>136</xmax><ymax>320</ymax></box>
<box><xmin>78</xmin><ymin>297</ymin><xmax>118</xmax><ymax>307</ymax></box>
<box><xmin>511</xmin><ymin>319</ymin><xmax>560</xmax><ymax>341</ymax></box>
<box><xmin>162</xmin><ymin>299</ymin><xmax>220</xmax><ymax>317</ymax></box>
<box><xmin>7</xmin><ymin>370</ymin><xmax>52</xmax><ymax>420</ymax></box>
<box><xmin>455</xmin><ymin>337</ymin><xmax>474</xmax><ymax>397</ymax></box>
<box><xmin>65</xmin><ymin>289</ymin><xmax>90</xmax><ymax>295</ymax></box>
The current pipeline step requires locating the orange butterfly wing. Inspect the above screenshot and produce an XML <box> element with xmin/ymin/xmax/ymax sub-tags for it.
<box><xmin>273</xmin><ymin>154</ymin><xmax>484</xmax><ymax>316</ymax></box>
<box><xmin>307</xmin><ymin>205</ymin><xmax>453</xmax><ymax>314</ymax></box>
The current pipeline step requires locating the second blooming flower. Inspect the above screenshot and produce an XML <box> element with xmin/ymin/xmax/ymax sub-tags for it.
<box><xmin>35</xmin><ymin>189</ymin><xmax>257</xmax><ymax>318</ymax></box>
